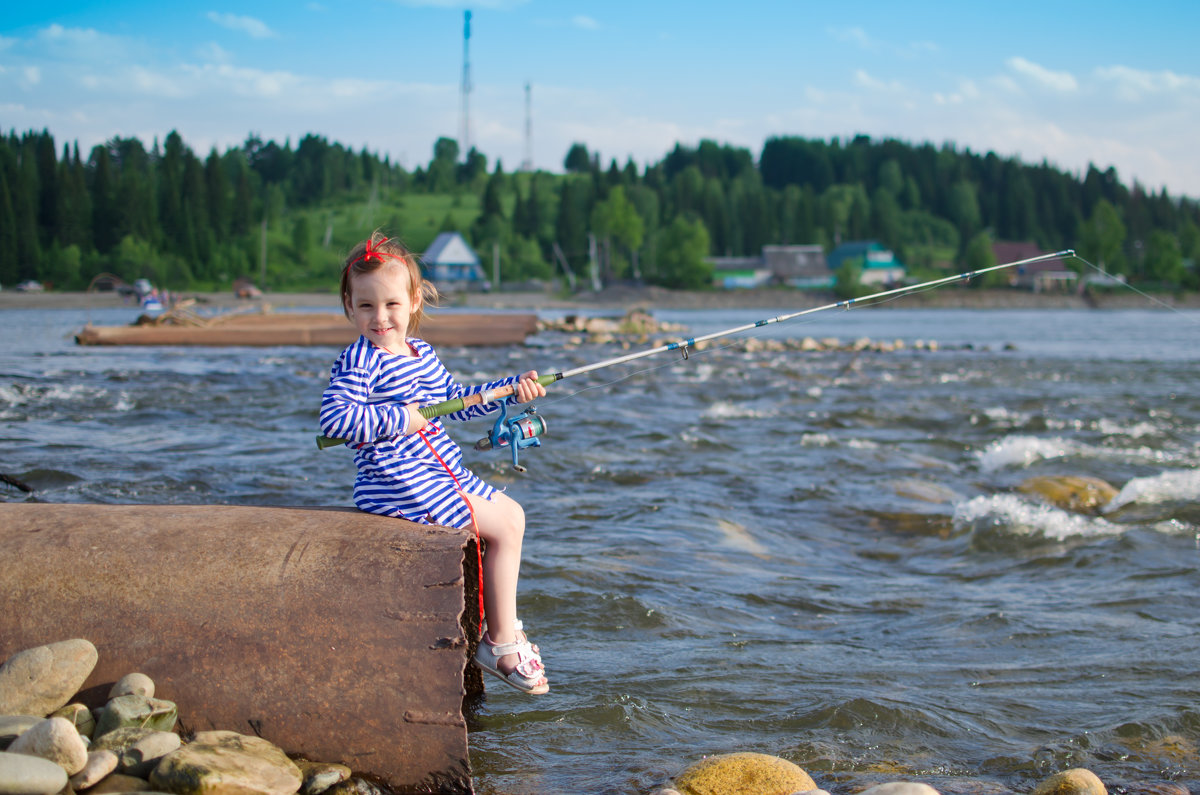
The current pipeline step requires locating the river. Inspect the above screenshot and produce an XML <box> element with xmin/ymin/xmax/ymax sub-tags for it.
<box><xmin>2</xmin><ymin>305</ymin><xmax>1198</xmax><ymax>795</ymax></box>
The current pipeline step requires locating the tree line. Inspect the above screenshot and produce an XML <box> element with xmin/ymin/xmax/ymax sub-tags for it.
<box><xmin>2</xmin><ymin>127</ymin><xmax>1198</xmax><ymax>294</ymax></box>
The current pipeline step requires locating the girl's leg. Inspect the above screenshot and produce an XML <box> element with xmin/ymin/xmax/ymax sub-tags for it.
<box><xmin>461</xmin><ymin>491</ymin><xmax>546</xmax><ymax>685</ymax></box>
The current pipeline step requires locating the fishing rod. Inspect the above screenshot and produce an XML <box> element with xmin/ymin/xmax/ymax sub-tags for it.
<box><xmin>317</xmin><ymin>249</ymin><xmax>1076</xmax><ymax>466</ymax></box>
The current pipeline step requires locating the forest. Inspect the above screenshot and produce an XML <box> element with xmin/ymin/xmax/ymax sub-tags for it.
<box><xmin>2</xmin><ymin>127</ymin><xmax>1198</xmax><ymax>295</ymax></box>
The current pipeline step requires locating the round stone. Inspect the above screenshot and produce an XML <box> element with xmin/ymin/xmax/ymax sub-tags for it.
<box><xmin>674</xmin><ymin>752</ymin><xmax>816</xmax><ymax>795</ymax></box>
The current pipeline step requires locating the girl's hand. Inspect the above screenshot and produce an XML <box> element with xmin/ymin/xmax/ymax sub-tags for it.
<box><xmin>403</xmin><ymin>403</ymin><xmax>428</xmax><ymax>435</ymax></box>
<box><xmin>514</xmin><ymin>370</ymin><xmax>547</xmax><ymax>404</ymax></box>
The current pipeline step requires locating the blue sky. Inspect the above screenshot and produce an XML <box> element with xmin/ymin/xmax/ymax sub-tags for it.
<box><xmin>3</xmin><ymin>1</ymin><xmax>1200</xmax><ymax>199</ymax></box>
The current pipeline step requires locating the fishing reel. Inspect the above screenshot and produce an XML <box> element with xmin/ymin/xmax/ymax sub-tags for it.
<box><xmin>474</xmin><ymin>402</ymin><xmax>548</xmax><ymax>473</ymax></box>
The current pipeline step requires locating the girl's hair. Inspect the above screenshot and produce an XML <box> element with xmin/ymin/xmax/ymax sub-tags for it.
<box><xmin>339</xmin><ymin>231</ymin><xmax>439</xmax><ymax>331</ymax></box>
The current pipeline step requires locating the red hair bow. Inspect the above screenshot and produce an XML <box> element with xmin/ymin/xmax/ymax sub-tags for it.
<box><xmin>359</xmin><ymin>237</ymin><xmax>390</xmax><ymax>264</ymax></box>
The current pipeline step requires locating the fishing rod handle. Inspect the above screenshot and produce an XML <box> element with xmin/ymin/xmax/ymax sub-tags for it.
<box><xmin>315</xmin><ymin>372</ymin><xmax>560</xmax><ymax>449</ymax></box>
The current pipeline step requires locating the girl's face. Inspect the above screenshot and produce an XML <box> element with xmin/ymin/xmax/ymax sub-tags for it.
<box><xmin>345</xmin><ymin>262</ymin><xmax>422</xmax><ymax>355</ymax></box>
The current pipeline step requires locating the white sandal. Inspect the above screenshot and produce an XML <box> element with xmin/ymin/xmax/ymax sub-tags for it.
<box><xmin>473</xmin><ymin>630</ymin><xmax>549</xmax><ymax>695</ymax></box>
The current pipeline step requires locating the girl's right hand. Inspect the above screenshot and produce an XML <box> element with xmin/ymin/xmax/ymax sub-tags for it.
<box><xmin>404</xmin><ymin>403</ymin><xmax>428</xmax><ymax>434</ymax></box>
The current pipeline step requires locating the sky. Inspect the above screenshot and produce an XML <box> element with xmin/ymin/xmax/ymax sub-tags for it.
<box><xmin>3</xmin><ymin>1</ymin><xmax>1200</xmax><ymax>199</ymax></box>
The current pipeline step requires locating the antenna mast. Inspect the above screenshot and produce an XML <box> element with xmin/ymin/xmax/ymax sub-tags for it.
<box><xmin>459</xmin><ymin>10</ymin><xmax>472</xmax><ymax>156</ymax></box>
<box><xmin>522</xmin><ymin>82</ymin><xmax>533</xmax><ymax>172</ymax></box>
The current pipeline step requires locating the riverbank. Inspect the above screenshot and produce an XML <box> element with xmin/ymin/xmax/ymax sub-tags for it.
<box><xmin>1</xmin><ymin>285</ymin><xmax>1195</xmax><ymax>312</ymax></box>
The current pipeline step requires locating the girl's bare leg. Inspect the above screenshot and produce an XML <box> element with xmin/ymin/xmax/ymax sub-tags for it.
<box><xmin>462</xmin><ymin>491</ymin><xmax>546</xmax><ymax>685</ymax></box>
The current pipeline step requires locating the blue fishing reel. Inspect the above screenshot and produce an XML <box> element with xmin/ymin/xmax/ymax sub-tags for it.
<box><xmin>474</xmin><ymin>402</ymin><xmax>548</xmax><ymax>473</ymax></box>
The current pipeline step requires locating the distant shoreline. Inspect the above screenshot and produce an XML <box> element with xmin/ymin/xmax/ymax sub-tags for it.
<box><xmin>0</xmin><ymin>286</ymin><xmax>1194</xmax><ymax>312</ymax></box>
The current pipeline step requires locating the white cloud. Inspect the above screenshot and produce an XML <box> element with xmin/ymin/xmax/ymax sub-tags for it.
<box><xmin>1006</xmin><ymin>56</ymin><xmax>1078</xmax><ymax>92</ymax></box>
<box><xmin>828</xmin><ymin>26</ymin><xmax>874</xmax><ymax>50</ymax></box>
<box><xmin>1095</xmin><ymin>64</ymin><xmax>1200</xmax><ymax>101</ymax></box>
<box><xmin>572</xmin><ymin>15</ymin><xmax>600</xmax><ymax>30</ymax></box>
<box><xmin>23</xmin><ymin>66</ymin><xmax>42</xmax><ymax>86</ymax></box>
<box><xmin>206</xmin><ymin>12</ymin><xmax>276</xmax><ymax>39</ymax></box>
<box><xmin>854</xmin><ymin>69</ymin><xmax>903</xmax><ymax>93</ymax></box>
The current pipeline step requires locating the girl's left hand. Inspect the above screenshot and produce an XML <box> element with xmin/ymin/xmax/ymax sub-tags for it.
<box><xmin>514</xmin><ymin>370</ymin><xmax>547</xmax><ymax>403</ymax></box>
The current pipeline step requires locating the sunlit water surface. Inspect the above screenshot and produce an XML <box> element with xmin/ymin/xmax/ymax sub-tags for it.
<box><xmin>2</xmin><ymin>305</ymin><xmax>1198</xmax><ymax>795</ymax></box>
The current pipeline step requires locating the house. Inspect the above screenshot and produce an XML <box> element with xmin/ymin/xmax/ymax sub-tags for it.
<box><xmin>994</xmin><ymin>241</ymin><xmax>1078</xmax><ymax>292</ymax></box>
<box><xmin>709</xmin><ymin>256</ymin><xmax>773</xmax><ymax>289</ymax></box>
<box><xmin>827</xmin><ymin>241</ymin><xmax>906</xmax><ymax>286</ymax></box>
<box><xmin>421</xmin><ymin>232</ymin><xmax>488</xmax><ymax>288</ymax></box>
<box><xmin>764</xmin><ymin>245</ymin><xmax>832</xmax><ymax>289</ymax></box>
<box><xmin>707</xmin><ymin>244</ymin><xmax>831</xmax><ymax>289</ymax></box>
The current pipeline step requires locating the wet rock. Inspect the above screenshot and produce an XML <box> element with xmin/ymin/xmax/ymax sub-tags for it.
<box><xmin>295</xmin><ymin>760</ymin><xmax>351</xmax><ymax>795</ymax></box>
<box><xmin>115</xmin><ymin>732</ymin><xmax>180</xmax><ymax>778</ymax></box>
<box><xmin>0</xmin><ymin>717</ymin><xmax>42</xmax><ymax>750</ymax></box>
<box><xmin>8</xmin><ymin>717</ymin><xmax>89</xmax><ymax>776</ymax></box>
<box><xmin>674</xmin><ymin>752</ymin><xmax>816</xmax><ymax>795</ymax></box>
<box><xmin>49</xmin><ymin>706</ymin><xmax>95</xmax><ymax>740</ymax></box>
<box><xmin>88</xmin><ymin>773</ymin><xmax>154</xmax><ymax>793</ymax></box>
<box><xmin>322</xmin><ymin>777</ymin><xmax>387</xmax><ymax>795</ymax></box>
<box><xmin>1031</xmin><ymin>768</ymin><xmax>1107</xmax><ymax>795</ymax></box>
<box><xmin>0</xmin><ymin>749</ymin><xmax>70</xmax><ymax>795</ymax></box>
<box><xmin>91</xmin><ymin>728</ymin><xmax>157</xmax><ymax>756</ymax></box>
<box><xmin>1118</xmin><ymin>784</ymin><xmax>1189</xmax><ymax>795</ymax></box>
<box><xmin>859</xmin><ymin>784</ymin><xmax>942</xmax><ymax>795</ymax></box>
<box><xmin>93</xmin><ymin>696</ymin><xmax>176</xmax><ymax>739</ymax></box>
<box><xmin>149</xmin><ymin>730</ymin><xmax>302</xmax><ymax>795</ymax></box>
<box><xmin>108</xmin><ymin>675</ymin><xmax>155</xmax><ymax>701</ymax></box>
<box><xmin>1017</xmin><ymin>475</ymin><xmax>1118</xmax><ymax>514</ymax></box>
<box><xmin>70</xmin><ymin>749</ymin><xmax>119</xmax><ymax>790</ymax></box>
<box><xmin>0</xmin><ymin>640</ymin><xmax>98</xmax><ymax>717</ymax></box>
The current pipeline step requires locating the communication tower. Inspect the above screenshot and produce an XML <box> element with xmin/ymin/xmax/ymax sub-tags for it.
<box><xmin>522</xmin><ymin>82</ymin><xmax>533</xmax><ymax>172</ymax></box>
<box><xmin>459</xmin><ymin>10</ymin><xmax>472</xmax><ymax>155</ymax></box>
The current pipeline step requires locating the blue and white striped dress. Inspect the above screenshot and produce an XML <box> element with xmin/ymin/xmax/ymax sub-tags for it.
<box><xmin>319</xmin><ymin>336</ymin><xmax>520</xmax><ymax>529</ymax></box>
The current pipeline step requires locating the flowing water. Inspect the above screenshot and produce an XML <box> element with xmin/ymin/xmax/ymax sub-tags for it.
<box><xmin>2</xmin><ymin>304</ymin><xmax>1199</xmax><ymax>795</ymax></box>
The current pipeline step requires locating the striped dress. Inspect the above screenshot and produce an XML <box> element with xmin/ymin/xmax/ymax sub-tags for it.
<box><xmin>319</xmin><ymin>335</ymin><xmax>520</xmax><ymax>529</ymax></box>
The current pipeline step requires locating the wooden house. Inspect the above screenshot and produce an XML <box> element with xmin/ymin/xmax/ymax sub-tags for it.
<box><xmin>421</xmin><ymin>232</ymin><xmax>488</xmax><ymax>288</ymax></box>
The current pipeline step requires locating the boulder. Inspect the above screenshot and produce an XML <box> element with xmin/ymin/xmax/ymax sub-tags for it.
<box><xmin>1032</xmin><ymin>769</ymin><xmax>1107</xmax><ymax>795</ymax></box>
<box><xmin>149</xmin><ymin>731</ymin><xmax>302</xmax><ymax>795</ymax></box>
<box><xmin>7</xmin><ymin>716</ymin><xmax>89</xmax><ymax>776</ymax></box>
<box><xmin>295</xmin><ymin>760</ymin><xmax>351</xmax><ymax>795</ymax></box>
<box><xmin>1018</xmin><ymin>476</ymin><xmax>1118</xmax><ymax>514</ymax></box>
<box><xmin>0</xmin><ymin>639</ymin><xmax>98</xmax><ymax>717</ymax></box>
<box><xmin>674</xmin><ymin>752</ymin><xmax>816</xmax><ymax>795</ymax></box>
<box><xmin>0</xmin><ymin>750</ymin><xmax>69</xmax><ymax>795</ymax></box>
<box><xmin>116</xmin><ymin>731</ymin><xmax>180</xmax><ymax>778</ymax></box>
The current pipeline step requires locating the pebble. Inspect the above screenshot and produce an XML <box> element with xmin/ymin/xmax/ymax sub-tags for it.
<box><xmin>93</xmin><ymin>695</ymin><xmax>177</xmax><ymax>739</ymax></box>
<box><xmin>7</xmin><ymin>717</ymin><xmax>89</xmax><ymax>776</ymax></box>
<box><xmin>0</xmin><ymin>717</ymin><xmax>41</xmax><ymax>750</ymax></box>
<box><xmin>149</xmin><ymin>730</ymin><xmax>302</xmax><ymax>795</ymax></box>
<box><xmin>108</xmin><ymin>674</ymin><xmax>155</xmax><ymax>700</ymax></box>
<box><xmin>117</xmin><ymin>731</ymin><xmax>180</xmax><ymax>778</ymax></box>
<box><xmin>69</xmin><ymin>749</ymin><xmax>120</xmax><ymax>790</ymax></box>
<box><xmin>0</xmin><ymin>749</ymin><xmax>69</xmax><ymax>795</ymax></box>
<box><xmin>859</xmin><ymin>784</ymin><xmax>942</xmax><ymax>795</ymax></box>
<box><xmin>0</xmin><ymin>639</ymin><xmax>98</xmax><ymax>717</ymax></box>
<box><xmin>296</xmin><ymin>759</ymin><xmax>352</xmax><ymax>795</ymax></box>
<box><xmin>87</xmin><ymin>772</ymin><xmax>154</xmax><ymax>793</ymax></box>
<box><xmin>49</xmin><ymin>704</ymin><xmax>94</xmax><ymax>739</ymax></box>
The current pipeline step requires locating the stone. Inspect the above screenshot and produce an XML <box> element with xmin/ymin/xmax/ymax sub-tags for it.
<box><xmin>295</xmin><ymin>760</ymin><xmax>351</xmax><ymax>795</ymax></box>
<box><xmin>0</xmin><ymin>640</ymin><xmax>99</xmax><ymax>718</ymax></box>
<box><xmin>0</xmin><ymin>749</ymin><xmax>69</xmax><ymax>795</ymax></box>
<box><xmin>0</xmin><ymin>717</ymin><xmax>42</xmax><ymax>751</ymax></box>
<box><xmin>149</xmin><ymin>731</ymin><xmax>302</xmax><ymax>795</ymax></box>
<box><xmin>1018</xmin><ymin>476</ymin><xmax>1118</xmax><ymax>514</ymax></box>
<box><xmin>859</xmin><ymin>784</ymin><xmax>941</xmax><ymax>795</ymax></box>
<box><xmin>87</xmin><ymin>773</ymin><xmax>153</xmax><ymax>793</ymax></box>
<box><xmin>91</xmin><ymin>728</ymin><xmax>157</xmax><ymax>756</ymax></box>
<box><xmin>1119</xmin><ymin>784</ymin><xmax>1189</xmax><ymax>795</ymax></box>
<box><xmin>107</xmin><ymin>675</ymin><xmax>154</xmax><ymax>701</ymax></box>
<box><xmin>115</xmin><ymin>732</ymin><xmax>179</xmax><ymax>779</ymax></box>
<box><xmin>70</xmin><ymin>749</ymin><xmax>120</xmax><ymax>790</ymax></box>
<box><xmin>322</xmin><ymin>778</ymin><xmax>387</xmax><ymax>795</ymax></box>
<box><xmin>8</xmin><ymin>717</ymin><xmax>89</xmax><ymax>776</ymax></box>
<box><xmin>674</xmin><ymin>752</ymin><xmax>816</xmax><ymax>795</ymax></box>
<box><xmin>93</xmin><ymin>697</ymin><xmax>176</xmax><ymax>739</ymax></box>
<box><xmin>50</xmin><ymin>705</ymin><xmax>95</xmax><ymax>740</ymax></box>
<box><xmin>1032</xmin><ymin>769</ymin><xmax>1107</xmax><ymax>795</ymax></box>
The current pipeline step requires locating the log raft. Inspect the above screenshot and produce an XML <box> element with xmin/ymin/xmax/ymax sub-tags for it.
<box><xmin>75</xmin><ymin>311</ymin><xmax>538</xmax><ymax>347</ymax></box>
<box><xmin>0</xmin><ymin>503</ymin><xmax>484</xmax><ymax>794</ymax></box>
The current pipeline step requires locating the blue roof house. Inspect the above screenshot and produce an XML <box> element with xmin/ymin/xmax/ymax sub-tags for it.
<box><xmin>420</xmin><ymin>232</ymin><xmax>488</xmax><ymax>288</ymax></box>
<box><xmin>826</xmin><ymin>241</ymin><xmax>906</xmax><ymax>286</ymax></box>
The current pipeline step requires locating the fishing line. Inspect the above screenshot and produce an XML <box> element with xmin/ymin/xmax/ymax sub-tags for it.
<box><xmin>1073</xmin><ymin>255</ymin><xmax>1200</xmax><ymax>321</ymax></box>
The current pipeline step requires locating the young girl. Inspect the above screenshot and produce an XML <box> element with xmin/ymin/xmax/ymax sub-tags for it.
<box><xmin>320</xmin><ymin>232</ymin><xmax>549</xmax><ymax>695</ymax></box>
